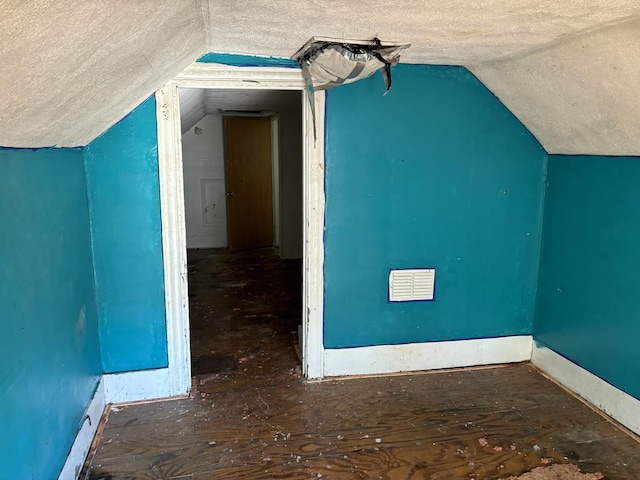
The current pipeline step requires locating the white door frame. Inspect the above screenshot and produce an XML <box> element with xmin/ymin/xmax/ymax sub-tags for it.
<box><xmin>155</xmin><ymin>63</ymin><xmax>326</xmax><ymax>394</ymax></box>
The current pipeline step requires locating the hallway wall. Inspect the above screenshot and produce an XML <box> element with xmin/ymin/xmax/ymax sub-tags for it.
<box><xmin>277</xmin><ymin>108</ymin><xmax>303</xmax><ymax>259</ymax></box>
<box><xmin>182</xmin><ymin>114</ymin><xmax>228</xmax><ymax>249</ymax></box>
<box><xmin>0</xmin><ymin>147</ymin><xmax>102</xmax><ymax>479</ymax></box>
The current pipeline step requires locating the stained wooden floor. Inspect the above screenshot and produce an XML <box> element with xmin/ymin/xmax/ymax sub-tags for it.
<box><xmin>84</xmin><ymin>249</ymin><xmax>640</xmax><ymax>480</ymax></box>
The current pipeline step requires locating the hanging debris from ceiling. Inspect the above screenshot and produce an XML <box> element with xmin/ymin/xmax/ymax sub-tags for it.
<box><xmin>292</xmin><ymin>36</ymin><xmax>410</xmax><ymax>137</ymax></box>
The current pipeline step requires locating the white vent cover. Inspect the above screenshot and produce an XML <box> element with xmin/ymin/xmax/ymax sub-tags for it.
<box><xmin>389</xmin><ymin>269</ymin><xmax>435</xmax><ymax>302</ymax></box>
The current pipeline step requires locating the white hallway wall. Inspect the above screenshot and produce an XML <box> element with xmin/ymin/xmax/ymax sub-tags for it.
<box><xmin>182</xmin><ymin>115</ymin><xmax>228</xmax><ymax>248</ymax></box>
<box><xmin>181</xmin><ymin>110</ymin><xmax>303</xmax><ymax>257</ymax></box>
<box><xmin>278</xmin><ymin>109</ymin><xmax>303</xmax><ymax>259</ymax></box>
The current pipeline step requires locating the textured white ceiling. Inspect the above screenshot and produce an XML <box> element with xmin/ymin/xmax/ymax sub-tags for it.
<box><xmin>180</xmin><ymin>89</ymin><xmax>206</xmax><ymax>135</ymax></box>
<box><xmin>471</xmin><ymin>17</ymin><xmax>640</xmax><ymax>155</ymax></box>
<box><xmin>0</xmin><ymin>0</ymin><xmax>206</xmax><ymax>148</ymax></box>
<box><xmin>2</xmin><ymin>1</ymin><xmax>639</xmax><ymax>154</ymax></box>
<box><xmin>204</xmin><ymin>0</ymin><xmax>639</xmax><ymax>65</ymax></box>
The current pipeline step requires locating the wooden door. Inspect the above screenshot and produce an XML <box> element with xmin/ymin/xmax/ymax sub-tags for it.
<box><xmin>223</xmin><ymin>117</ymin><xmax>274</xmax><ymax>251</ymax></box>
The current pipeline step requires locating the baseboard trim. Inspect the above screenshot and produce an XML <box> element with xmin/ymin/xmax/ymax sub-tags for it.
<box><xmin>323</xmin><ymin>335</ymin><xmax>533</xmax><ymax>377</ymax></box>
<box><xmin>104</xmin><ymin>367</ymin><xmax>173</xmax><ymax>404</ymax></box>
<box><xmin>531</xmin><ymin>344</ymin><xmax>640</xmax><ymax>436</ymax></box>
<box><xmin>59</xmin><ymin>369</ymin><xmax>181</xmax><ymax>479</ymax></box>
<box><xmin>58</xmin><ymin>378</ymin><xmax>105</xmax><ymax>480</ymax></box>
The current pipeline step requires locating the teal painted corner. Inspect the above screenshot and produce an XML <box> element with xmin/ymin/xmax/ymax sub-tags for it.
<box><xmin>84</xmin><ymin>96</ymin><xmax>168</xmax><ymax>373</ymax></box>
<box><xmin>534</xmin><ymin>154</ymin><xmax>640</xmax><ymax>400</ymax></box>
<box><xmin>0</xmin><ymin>147</ymin><xmax>102</xmax><ymax>479</ymax></box>
<box><xmin>197</xmin><ymin>52</ymin><xmax>299</xmax><ymax>68</ymax></box>
<box><xmin>323</xmin><ymin>64</ymin><xmax>547</xmax><ymax>348</ymax></box>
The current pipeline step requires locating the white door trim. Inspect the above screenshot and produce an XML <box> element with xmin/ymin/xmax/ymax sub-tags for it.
<box><xmin>156</xmin><ymin>64</ymin><xmax>325</xmax><ymax>393</ymax></box>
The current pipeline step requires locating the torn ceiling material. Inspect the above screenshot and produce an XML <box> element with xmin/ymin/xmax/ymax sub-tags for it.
<box><xmin>292</xmin><ymin>37</ymin><xmax>409</xmax><ymax>137</ymax></box>
<box><xmin>292</xmin><ymin>37</ymin><xmax>410</xmax><ymax>94</ymax></box>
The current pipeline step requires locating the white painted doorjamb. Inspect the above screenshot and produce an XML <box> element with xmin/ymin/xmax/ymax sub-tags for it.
<box><xmin>156</xmin><ymin>63</ymin><xmax>325</xmax><ymax>390</ymax></box>
<box><xmin>302</xmin><ymin>89</ymin><xmax>325</xmax><ymax>379</ymax></box>
<box><xmin>156</xmin><ymin>84</ymin><xmax>192</xmax><ymax>397</ymax></box>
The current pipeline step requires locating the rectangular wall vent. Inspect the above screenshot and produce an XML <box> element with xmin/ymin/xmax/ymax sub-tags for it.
<box><xmin>389</xmin><ymin>268</ymin><xmax>435</xmax><ymax>302</ymax></box>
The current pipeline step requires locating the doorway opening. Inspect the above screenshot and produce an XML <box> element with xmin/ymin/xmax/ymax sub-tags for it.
<box><xmin>178</xmin><ymin>87</ymin><xmax>304</xmax><ymax>379</ymax></box>
<box><xmin>155</xmin><ymin>64</ymin><xmax>326</xmax><ymax>396</ymax></box>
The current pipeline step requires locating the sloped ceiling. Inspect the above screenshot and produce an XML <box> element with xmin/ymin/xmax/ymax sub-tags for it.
<box><xmin>179</xmin><ymin>89</ymin><xmax>206</xmax><ymax>135</ymax></box>
<box><xmin>471</xmin><ymin>17</ymin><xmax>640</xmax><ymax>155</ymax></box>
<box><xmin>180</xmin><ymin>89</ymin><xmax>301</xmax><ymax>134</ymax></box>
<box><xmin>2</xmin><ymin>1</ymin><xmax>639</xmax><ymax>154</ymax></box>
<box><xmin>0</xmin><ymin>0</ymin><xmax>207</xmax><ymax>148</ymax></box>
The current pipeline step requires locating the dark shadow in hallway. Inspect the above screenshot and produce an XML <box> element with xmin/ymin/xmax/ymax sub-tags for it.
<box><xmin>187</xmin><ymin>247</ymin><xmax>302</xmax><ymax>379</ymax></box>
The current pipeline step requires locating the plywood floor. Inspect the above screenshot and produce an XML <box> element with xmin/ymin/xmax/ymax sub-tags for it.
<box><xmin>84</xmin><ymin>249</ymin><xmax>640</xmax><ymax>480</ymax></box>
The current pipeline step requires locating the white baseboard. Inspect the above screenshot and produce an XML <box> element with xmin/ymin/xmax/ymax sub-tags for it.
<box><xmin>323</xmin><ymin>335</ymin><xmax>533</xmax><ymax>377</ymax></box>
<box><xmin>532</xmin><ymin>344</ymin><xmax>640</xmax><ymax>435</ymax></box>
<box><xmin>59</xmin><ymin>368</ymin><xmax>184</xmax><ymax>479</ymax></box>
<box><xmin>104</xmin><ymin>367</ymin><xmax>174</xmax><ymax>404</ymax></box>
<box><xmin>58</xmin><ymin>378</ymin><xmax>106</xmax><ymax>480</ymax></box>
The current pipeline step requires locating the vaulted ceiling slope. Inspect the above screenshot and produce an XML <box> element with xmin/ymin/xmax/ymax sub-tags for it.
<box><xmin>2</xmin><ymin>1</ymin><xmax>639</xmax><ymax>154</ymax></box>
<box><xmin>0</xmin><ymin>1</ymin><xmax>207</xmax><ymax>148</ymax></box>
<box><xmin>471</xmin><ymin>17</ymin><xmax>640</xmax><ymax>155</ymax></box>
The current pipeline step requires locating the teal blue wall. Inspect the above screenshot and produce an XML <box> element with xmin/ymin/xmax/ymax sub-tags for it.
<box><xmin>197</xmin><ymin>52</ymin><xmax>299</xmax><ymax>67</ymax></box>
<box><xmin>84</xmin><ymin>97</ymin><xmax>168</xmax><ymax>373</ymax></box>
<box><xmin>0</xmin><ymin>147</ymin><xmax>102</xmax><ymax>479</ymax></box>
<box><xmin>324</xmin><ymin>65</ymin><xmax>547</xmax><ymax>347</ymax></box>
<box><xmin>535</xmin><ymin>155</ymin><xmax>640</xmax><ymax>400</ymax></box>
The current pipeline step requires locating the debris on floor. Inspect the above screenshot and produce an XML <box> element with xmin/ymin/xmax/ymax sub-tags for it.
<box><xmin>83</xmin><ymin>249</ymin><xmax>640</xmax><ymax>479</ymax></box>
<box><xmin>503</xmin><ymin>463</ymin><xmax>604</xmax><ymax>480</ymax></box>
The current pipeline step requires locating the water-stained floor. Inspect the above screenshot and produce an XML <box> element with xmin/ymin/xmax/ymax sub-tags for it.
<box><xmin>84</xmin><ymin>248</ymin><xmax>640</xmax><ymax>479</ymax></box>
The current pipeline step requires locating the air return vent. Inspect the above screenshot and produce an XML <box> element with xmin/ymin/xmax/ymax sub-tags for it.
<box><xmin>389</xmin><ymin>269</ymin><xmax>435</xmax><ymax>302</ymax></box>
